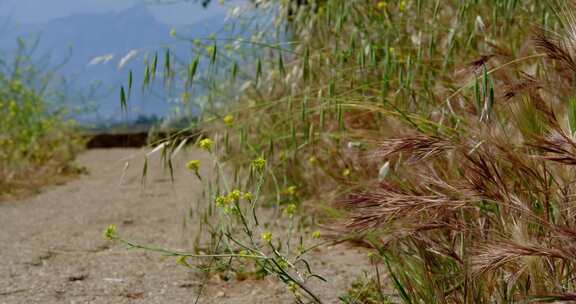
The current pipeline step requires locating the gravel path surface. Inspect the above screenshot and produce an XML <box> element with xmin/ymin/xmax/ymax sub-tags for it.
<box><xmin>0</xmin><ymin>148</ymin><xmax>369</xmax><ymax>304</ymax></box>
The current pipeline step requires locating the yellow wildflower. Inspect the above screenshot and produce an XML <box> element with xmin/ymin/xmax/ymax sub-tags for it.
<box><xmin>288</xmin><ymin>282</ymin><xmax>298</xmax><ymax>294</ymax></box>
<box><xmin>252</xmin><ymin>156</ymin><xmax>266</xmax><ymax>172</ymax></box>
<box><xmin>399</xmin><ymin>1</ymin><xmax>406</xmax><ymax>12</ymax></box>
<box><xmin>308</xmin><ymin>156</ymin><xmax>317</xmax><ymax>165</ymax></box>
<box><xmin>342</xmin><ymin>168</ymin><xmax>351</xmax><ymax>177</ymax></box>
<box><xmin>261</xmin><ymin>231</ymin><xmax>273</xmax><ymax>242</ymax></box>
<box><xmin>186</xmin><ymin>160</ymin><xmax>200</xmax><ymax>172</ymax></box>
<box><xmin>223</xmin><ymin>205</ymin><xmax>234</xmax><ymax>214</ymax></box>
<box><xmin>103</xmin><ymin>224</ymin><xmax>117</xmax><ymax>240</ymax></box>
<box><xmin>243</xmin><ymin>192</ymin><xmax>253</xmax><ymax>201</ymax></box>
<box><xmin>284</xmin><ymin>204</ymin><xmax>297</xmax><ymax>217</ymax></box>
<box><xmin>223</xmin><ymin>114</ymin><xmax>234</xmax><ymax>127</ymax></box>
<box><xmin>284</xmin><ymin>186</ymin><xmax>297</xmax><ymax>196</ymax></box>
<box><xmin>198</xmin><ymin>138</ymin><xmax>214</xmax><ymax>151</ymax></box>
<box><xmin>215</xmin><ymin>195</ymin><xmax>229</xmax><ymax>207</ymax></box>
<box><xmin>229</xmin><ymin>189</ymin><xmax>242</xmax><ymax>201</ymax></box>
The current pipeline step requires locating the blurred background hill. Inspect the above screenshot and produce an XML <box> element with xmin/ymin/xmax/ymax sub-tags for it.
<box><xmin>0</xmin><ymin>1</ymin><xmax>235</xmax><ymax>126</ymax></box>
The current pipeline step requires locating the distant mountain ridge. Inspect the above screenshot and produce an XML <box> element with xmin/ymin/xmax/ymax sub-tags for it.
<box><xmin>0</xmin><ymin>4</ymin><xmax>228</xmax><ymax>122</ymax></box>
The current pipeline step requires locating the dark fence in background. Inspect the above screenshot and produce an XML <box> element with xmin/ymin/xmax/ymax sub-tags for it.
<box><xmin>84</xmin><ymin>130</ymin><xmax>198</xmax><ymax>148</ymax></box>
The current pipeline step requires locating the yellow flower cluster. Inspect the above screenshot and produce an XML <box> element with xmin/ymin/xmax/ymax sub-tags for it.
<box><xmin>284</xmin><ymin>186</ymin><xmax>297</xmax><ymax>196</ymax></box>
<box><xmin>377</xmin><ymin>1</ymin><xmax>405</xmax><ymax>12</ymax></box>
<box><xmin>287</xmin><ymin>282</ymin><xmax>298</xmax><ymax>294</ymax></box>
<box><xmin>252</xmin><ymin>156</ymin><xmax>266</xmax><ymax>172</ymax></box>
<box><xmin>342</xmin><ymin>168</ymin><xmax>351</xmax><ymax>177</ymax></box>
<box><xmin>186</xmin><ymin>160</ymin><xmax>200</xmax><ymax>172</ymax></box>
<box><xmin>215</xmin><ymin>195</ymin><xmax>231</xmax><ymax>207</ymax></box>
<box><xmin>399</xmin><ymin>1</ymin><xmax>407</xmax><ymax>12</ymax></box>
<box><xmin>283</xmin><ymin>204</ymin><xmax>297</xmax><ymax>218</ymax></box>
<box><xmin>215</xmin><ymin>189</ymin><xmax>253</xmax><ymax>207</ymax></box>
<box><xmin>243</xmin><ymin>192</ymin><xmax>253</xmax><ymax>201</ymax></box>
<box><xmin>223</xmin><ymin>114</ymin><xmax>234</xmax><ymax>127</ymax></box>
<box><xmin>198</xmin><ymin>138</ymin><xmax>214</xmax><ymax>151</ymax></box>
<box><xmin>261</xmin><ymin>231</ymin><xmax>273</xmax><ymax>242</ymax></box>
<box><xmin>308</xmin><ymin>156</ymin><xmax>317</xmax><ymax>165</ymax></box>
<box><xmin>103</xmin><ymin>224</ymin><xmax>117</xmax><ymax>240</ymax></box>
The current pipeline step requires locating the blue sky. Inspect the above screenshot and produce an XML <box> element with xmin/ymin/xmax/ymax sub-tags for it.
<box><xmin>0</xmin><ymin>0</ymin><xmax>232</xmax><ymax>25</ymax></box>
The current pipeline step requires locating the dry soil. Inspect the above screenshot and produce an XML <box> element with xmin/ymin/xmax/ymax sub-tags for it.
<box><xmin>0</xmin><ymin>148</ymin><xmax>370</xmax><ymax>304</ymax></box>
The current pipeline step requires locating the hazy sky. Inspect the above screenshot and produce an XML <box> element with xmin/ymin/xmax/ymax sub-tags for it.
<box><xmin>0</xmin><ymin>0</ymin><xmax>232</xmax><ymax>25</ymax></box>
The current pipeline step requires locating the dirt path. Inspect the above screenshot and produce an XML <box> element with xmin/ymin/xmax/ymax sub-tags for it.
<box><xmin>0</xmin><ymin>149</ymin><xmax>369</xmax><ymax>304</ymax></box>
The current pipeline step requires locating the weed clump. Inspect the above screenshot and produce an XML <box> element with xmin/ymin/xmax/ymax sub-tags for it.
<box><xmin>111</xmin><ymin>0</ymin><xmax>576</xmax><ymax>302</ymax></box>
<box><xmin>0</xmin><ymin>75</ymin><xmax>82</xmax><ymax>197</ymax></box>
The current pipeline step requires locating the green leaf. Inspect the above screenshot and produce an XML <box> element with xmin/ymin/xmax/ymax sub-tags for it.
<box><xmin>231</xmin><ymin>60</ymin><xmax>239</xmax><ymax>83</ymax></box>
<box><xmin>164</xmin><ymin>48</ymin><xmax>171</xmax><ymax>84</ymax></box>
<box><xmin>383</xmin><ymin>255</ymin><xmax>413</xmax><ymax>304</ymax></box>
<box><xmin>120</xmin><ymin>86</ymin><xmax>127</xmax><ymax>112</ymax></box>
<box><xmin>210</xmin><ymin>43</ymin><xmax>217</xmax><ymax>66</ymax></box>
<box><xmin>338</xmin><ymin>105</ymin><xmax>344</xmax><ymax>131</ymax></box>
<box><xmin>186</xmin><ymin>56</ymin><xmax>200</xmax><ymax>89</ymax></box>
<box><xmin>487</xmin><ymin>78</ymin><xmax>494</xmax><ymax>117</ymax></box>
<box><xmin>569</xmin><ymin>96</ymin><xmax>576</xmax><ymax>136</ymax></box>
<box><xmin>303</xmin><ymin>46</ymin><xmax>310</xmax><ymax>82</ymax></box>
<box><xmin>143</xmin><ymin>63</ymin><xmax>150</xmax><ymax>90</ymax></box>
<box><xmin>474</xmin><ymin>77</ymin><xmax>481</xmax><ymax>115</ymax></box>
<box><xmin>278</xmin><ymin>53</ymin><xmax>285</xmax><ymax>77</ymax></box>
<box><xmin>151</xmin><ymin>52</ymin><xmax>158</xmax><ymax>79</ymax></box>
<box><xmin>256</xmin><ymin>58</ymin><xmax>262</xmax><ymax>85</ymax></box>
<box><xmin>482</xmin><ymin>64</ymin><xmax>488</xmax><ymax>102</ymax></box>
<box><xmin>128</xmin><ymin>70</ymin><xmax>133</xmax><ymax>99</ymax></box>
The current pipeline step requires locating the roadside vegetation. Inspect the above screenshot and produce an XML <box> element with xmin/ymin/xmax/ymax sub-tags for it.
<box><xmin>0</xmin><ymin>42</ymin><xmax>83</xmax><ymax>199</ymax></box>
<box><xmin>108</xmin><ymin>0</ymin><xmax>576</xmax><ymax>302</ymax></box>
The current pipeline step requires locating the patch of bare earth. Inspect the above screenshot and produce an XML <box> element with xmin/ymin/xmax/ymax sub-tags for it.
<box><xmin>0</xmin><ymin>148</ymin><xmax>369</xmax><ymax>304</ymax></box>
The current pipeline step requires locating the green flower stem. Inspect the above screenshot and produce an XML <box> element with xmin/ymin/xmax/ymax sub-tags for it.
<box><xmin>112</xmin><ymin>235</ymin><xmax>267</xmax><ymax>260</ymax></box>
